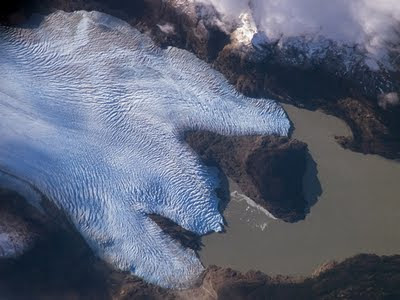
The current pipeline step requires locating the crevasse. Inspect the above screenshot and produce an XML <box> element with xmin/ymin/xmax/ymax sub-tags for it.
<box><xmin>0</xmin><ymin>11</ymin><xmax>290</xmax><ymax>288</ymax></box>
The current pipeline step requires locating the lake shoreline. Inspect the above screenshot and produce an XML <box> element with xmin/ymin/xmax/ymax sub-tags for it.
<box><xmin>200</xmin><ymin>104</ymin><xmax>400</xmax><ymax>277</ymax></box>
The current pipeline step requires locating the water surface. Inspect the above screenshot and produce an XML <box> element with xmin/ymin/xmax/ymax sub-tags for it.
<box><xmin>200</xmin><ymin>104</ymin><xmax>400</xmax><ymax>275</ymax></box>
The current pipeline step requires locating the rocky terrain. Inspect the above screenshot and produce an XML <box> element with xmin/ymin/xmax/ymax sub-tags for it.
<box><xmin>185</xmin><ymin>132</ymin><xmax>309</xmax><ymax>222</ymax></box>
<box><xmin>0</xmin><ymin>189</ymin><xmax>399</xmax><ymax>300</ymax></box>
<box><xmin>1</xmin><ymin>0</ymin><xmax>400</xmax><ymax>298</ymax></box>
<box><xmin>3</xmin><ymin>0</ymin><xmax>399</xmax><ymax>159</ymax></box>
<box><xmin>149</xmin><ymin>0</ymin><xmax>400</xmax><ymax>159</ymax></box>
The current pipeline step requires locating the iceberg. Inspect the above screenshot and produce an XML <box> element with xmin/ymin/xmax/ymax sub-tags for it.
<box><xmin>0</xmin><ymin>10</ymin><xmax>290</xmax><ymax>288</ymax></box>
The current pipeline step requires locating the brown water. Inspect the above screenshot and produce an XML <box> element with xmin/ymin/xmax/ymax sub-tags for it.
<box><xmin>199</xmin><ymin>104</ymin><xmax>400</xmax><ymax>276</ymax></box>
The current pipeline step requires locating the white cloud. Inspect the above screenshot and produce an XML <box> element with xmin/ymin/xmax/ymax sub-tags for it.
<box><xmin>197</xmin><ymin>0</ymin><xmax>400</xmax><ymax>59</ymax></box>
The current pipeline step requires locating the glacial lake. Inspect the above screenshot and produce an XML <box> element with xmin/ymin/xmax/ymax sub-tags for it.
<box><xmin>199</xmin><ymin>104</ymin><xmax>400</xmax><ymax>276</ymax></box>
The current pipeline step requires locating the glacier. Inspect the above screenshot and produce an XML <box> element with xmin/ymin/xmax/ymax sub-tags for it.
<box><xmin>0</xmin><ymin>10</ymin><xmax>290</xmax><ymax>288</ymax></box>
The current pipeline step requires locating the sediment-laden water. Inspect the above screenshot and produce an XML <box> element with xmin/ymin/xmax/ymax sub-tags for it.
<box><xmin>200</xmin><ymin>105</ymin><xmax>400</xmax><ymax>275</ymax></box>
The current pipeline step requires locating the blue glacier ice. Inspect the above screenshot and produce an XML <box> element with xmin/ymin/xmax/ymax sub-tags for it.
<box><xmin>0</xmin><ymin>11</ymin><xmax>290</xmax><ymax>288</ymax></box>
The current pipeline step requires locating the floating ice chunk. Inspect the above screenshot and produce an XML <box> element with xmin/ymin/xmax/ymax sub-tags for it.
<box><xmin>0</xmin><ymin>10</ymin><xmax>290</xmax><ymax>288</ymax></box>
<box><xmin>231</xmin><ymin>191</ymin><xmax>277</xmax><ymax>220</ymax></box>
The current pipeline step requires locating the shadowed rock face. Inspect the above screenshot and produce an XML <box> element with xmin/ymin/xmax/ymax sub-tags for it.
<box><xmin>214</xmin><ymin>40</ymin><xmax>400</xmax><ymax>160</ymax></box>
<box><xmin>148</xmin><ymin>214</ymin><xmax>202</xmax><ymax>251</ymax></box>
<box><xmin>1</xmin><ymin>214</ymin><xmax>400</xmax><ymax>300</ymax></box>
<box><xmin>185</xmin><ymin>132</ymin><xmax>310</xmax><ymax>222</ymax></box>
<box><xmin>0</xmin><ymin>189</ymin><xmax>46</xmax><ymax>259</ymax></box>
<box><xmin>0</xmin><ymin>211</ymin><xmax>34</xmax><ymax>258</ymax></box>
<box><xmin>216</xmin><ymin>49</ymin><xmax>400</xmax><ymax>158</ymax></box>
<box><xmin>0</xmin><ymin>192</ymin><xmax>112</xmax><ymax>300</ymax></box>
<box><xmin>333</xmin><ymin>98</ymin><xmax>400</xmax><ymax>158</ymax></box>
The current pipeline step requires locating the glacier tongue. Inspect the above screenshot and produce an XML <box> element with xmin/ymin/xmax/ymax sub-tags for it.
<box><xmin>0</xmin><ymin>10</ymin><xmax>290</xmax><ymax>288</ymax></box>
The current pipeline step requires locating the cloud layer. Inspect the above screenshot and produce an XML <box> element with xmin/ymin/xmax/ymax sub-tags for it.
<box><xmin>198</xmin><ymin>0</ymin><xmax>400</xmax><ymax>59</ymax></box>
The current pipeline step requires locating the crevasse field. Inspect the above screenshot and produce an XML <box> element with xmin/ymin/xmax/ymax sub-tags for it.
<box><xmin>0</xmin><ymin>11</ymin><xmax>290</xmax><ymax>288</ymax></box>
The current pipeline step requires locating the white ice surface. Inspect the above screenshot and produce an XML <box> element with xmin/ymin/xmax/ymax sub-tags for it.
<box><xmin>0</xmin><ymin>10</ymin><xmax>290</xmax><ymax>288</ymax></box>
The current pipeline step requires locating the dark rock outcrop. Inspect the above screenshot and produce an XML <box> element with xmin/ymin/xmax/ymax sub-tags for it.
<box><xmin>1</xmin><ymin>193</ymin><xmax>399</xmax><ymax>300</ymax></box>
<box><xmin>214</xmin><ymin>44</ymin><xmax>400</xmax><ymax>158</ymax></box>
<box><xmin>201</xmin><ymin>254</ymin><xmax>400</xmax><ymax>300</ymax></box>
<box><xmin>142</xmin><ymin>0</ymin><xmax>400</xmax><ymax>160</ymax></box>
<box><xmin>148</xmin><ymin>214</ymin><xmax>202</xmax><ymax>251</ymax></box>
<box><xmin>185</xmin><ymin>131</ymin><xmax>309</xmax><ymax>222</ymax></box>
<box><xmin>333</xmin><ymin>98</ymin><xmax>400</xmax><ymax>158</ymax></box>
<box><xmin>0</xmin><ymin>189</ymin><xmax>46</xmax><ymax>258</ymax></box>
<box><xmin>1</xmin><ymin>222</ymin><xmax>400</xmax><ymax>300</ymax></box>
<box><xmin>134</xmin><ymin>0</ymin><xmax>400</xmax><ymax>159</ymax></box>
